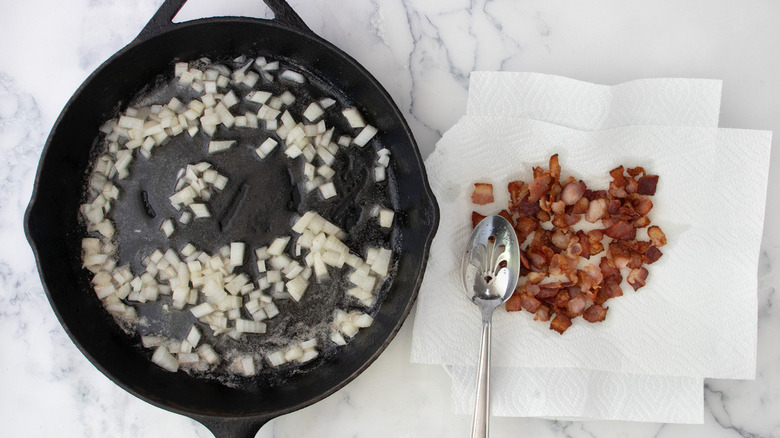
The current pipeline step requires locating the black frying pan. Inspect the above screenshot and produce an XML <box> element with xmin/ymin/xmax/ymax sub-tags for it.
<box><xmin>23</xmin><ymin>1</ymin><xmax>438</xmax><ymax>437</ymax></box>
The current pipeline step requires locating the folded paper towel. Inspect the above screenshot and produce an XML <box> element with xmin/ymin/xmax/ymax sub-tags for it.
<box><xmin>411</xmin><ymin>72</ymin><xmax>771</xmax><ymax>423</ymax></box>
<box><xmin>454</xmin><ymin>72</ymin><xmax>723</xmax><ymax>423</ymax></box>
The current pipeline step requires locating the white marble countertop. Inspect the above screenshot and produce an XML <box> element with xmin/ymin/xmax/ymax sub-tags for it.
<box><xmin>2</xmin><ymin>0</ymin><xmax>780</xmax><ymax>437</ymax></box>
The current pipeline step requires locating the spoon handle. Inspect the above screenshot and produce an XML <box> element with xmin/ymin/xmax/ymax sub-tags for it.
<box><xmin>470</xmin><ymin>316</ymin><xmax>492</xmax><ymax>438</ymax></box>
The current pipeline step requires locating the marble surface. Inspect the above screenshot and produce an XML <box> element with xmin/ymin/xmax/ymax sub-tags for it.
<box><xmin>2</xmin><ymin>0</ymin><xmax>780</xmax><ymax>436</ymax></box>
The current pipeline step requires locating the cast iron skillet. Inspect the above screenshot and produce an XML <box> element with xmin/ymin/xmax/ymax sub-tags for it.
<box><xmin>23</xmin><ymin>0</ymin><xmax>438</xmax><ymax>437</ymax></box>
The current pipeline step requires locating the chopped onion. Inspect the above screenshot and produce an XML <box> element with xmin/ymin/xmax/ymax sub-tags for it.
<box><xmin>207</xmin><ymin>140</ymin><xmax>235</xmax><ymax>154</ymax></box>
<box><xmin>342</xmin><ymin>108</ymin><xmax>365</xmax><ymax>128</ymax></box>
<box><xmin>352</xmin><ymin>125</ymin><xmax>378</xmax><ymax>147</ymax></box>
<box><xmin>152</xmin><ymin>346</ymin><xmax>179</xmax><ymax>372</ymax></box>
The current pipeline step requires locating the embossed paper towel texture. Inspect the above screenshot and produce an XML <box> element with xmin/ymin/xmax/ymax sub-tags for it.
<box><xmin>411</xmin><ymin>73</ymin><xmax>769</xmax><ymax>422</ymax></box>
<box><xmin>451</xmin><ymin>73</ymin><xmax>725</xmax><ymax>423</ymax></box>
<box><xmin>467</xmin><ymin>72</ymin><xmax>723</xmax><ymax>129</ymax></box>
<box><xmin>414</xmin><ymin>118</ymin><xmax>768</xmax><ymax>377</ymax></box>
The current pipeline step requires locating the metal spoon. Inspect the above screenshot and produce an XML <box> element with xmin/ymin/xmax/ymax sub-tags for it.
<box><xmin>462</xmin><ymin>215</ymin><xmax>521</xmax><ymax>438</ymax></box>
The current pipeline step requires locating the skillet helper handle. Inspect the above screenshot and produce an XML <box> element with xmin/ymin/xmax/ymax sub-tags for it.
<box><xmin>196</xmin><ymin>416</ymin><xmax>270</xmax><ymax>438</ymax></box>
<box><xmin>135</xmin><ymin>0</ymin><xmax>315</xmax><ymax>43</ymax></box>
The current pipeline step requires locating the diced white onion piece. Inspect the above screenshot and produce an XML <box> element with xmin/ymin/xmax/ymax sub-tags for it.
<box><xmin>190</xmin><ymin>204</ymin><xmax>211</xmax><ymax>218</ymax></box>
<box><xmin>241</xmin><ymin>356</ymin><xmax>256</xmax><ymax>376</ymax></box>
<box><xmin>284</xmin><ymin>345</ymin><xmax>304</xmax><ymax>362</ymax></box>
<box><xmin>213</xmin><ymin>174</ymin><xmax>229</xmax><ymax>190</ymax></box>
<box><xmin>299</xmin><ymin>349</ymin><xmax>318</xmax><ymax>363</ymax></box>
<box><xmin>178</xmin><ymin>352</ymin><xmax>200</xmax><ymax>365</ymax></box>
<box><xmin>377</xmin><ymin>153</ymin><xmax>391</xmax><ymax>168</ymax></box>
<box><xmin>198</xmin><ymin>344</ymin><xmax>220</xmax><ymax>364</ymax></box>
<box><xmin>353</xmin><ymin>125</ymin><xmax>378</xmax><ymax>147</ymax></box>
<box><xmin>152</xmin><ymin>346</ymin><xmax>179</xmax><ymax>372</ymax></box>
<box><xmin>280</xmin><ymin>90</ymin><xmax>296</xmax><ymax>106</ymax></box>
<box><xmin>179</xmin><ymin>211</ymin><xmax>192</xmax><ymax>224</ymax></box>
<box><xmin>319</xmin><ymin>97</ymin><xmax>336</xmax><ymax>109</ymax></box>
<box><xmin>161</xmin><ymin>219</ymin><xmax>175</xmax><ymax>237</ymax></box>
<box><xmin>302</xmin><ymin>103</ymin><xmax>324</xmax><ymax>122</ymax></box>
<box><xmin>374</xmin><ymin>166</ymin><xmax>386</xmax><ymax>182</ymax></box>
<box><xmin>267</xmin><ymin>351</ymin><xmax>286</xmax><ymax>367</ymax></box>
<box><xmin>330</xmin><ymin>331</ymin><xmax>347</xmax><ymax>346</ymax></box>
<box><xmin>266</xmin><ymin>270</ymin><xmax>282</xmax><ymax>283</ymax></box>
<box><xmin>230</xmin><ymin>242</ymin><xmax>245</xmax><ymax>266</ymax></box>
<box><xmin>208</xmin><ymin>140</ymin><xmax>235</xmax><ymax>154</ymax></box>
<box><xmin>291</xmin><ymin>211</ymin><xmax>316</xmax><ymax>234</ymax></box>
<box><xmin>186</xmin><ymin>326</ymin><xmax>202</xmax><ymax>348</ymax></box>
<box><xmin>286</xmin><ymin>276</ymin><xmax>308</xmax><ymax>302</ymax></box>
<box><xmin>342</xmin><ymin>108</ymin><xmax>365</xmax><ymax>128</ymax></box>
<box><xmin>341</xmin><ymin>323</ymin><xmax>359</xmax><ymax>338</ymax></box>
<box><xmin>247</xmin><ymin>90</ymin><xmax>272</xmax><ymax>104</ymax></box>
<box><xmin>319</xmin><ymin>181</ymin><xmax>337</xmax><ymax>199</ymax></box>
<box><xmin>255</xmin><ymin>138</ymin><xmax>278</xmax><ymax>159</ymax></box>
<box><xmin>379</xmin><ymin>209</ymin><xmax>395</xmax><ymax>228</ymax></box>
<box><xmin>264</xmin><ymin>302</ymin><xmax>280</xmax><ymax>319</ymax></box>
<box><xmin>337</xmin><ymin>135</ymin><xmax>352</xmax><ymax>147</ymax></box>
<box><xmin>371</xmin><ymin>248</ymin><xmax>392</xmax><ymax>277</ymax></box>
<box><xmin>236</xmin><ymin>319</ymin><xmax>266</xmax><ymax>334</ymax></box>
<box><xmin>190</xmin><ymin>302</ymin><xmax>216</xmax><ymax>318</ymax></box>
<box><xmin>284</xmin><ymin>145</ymin><xmax>303</xmax><ymax>159</ymax></box>
<box><xmin>280</xmin><ymin>70</ymin><xmax>306</xmax><ymax>84</ymax></box>
<box><xmin>267</xmin><ymin>236</ymin><xmax>290</xmax><ymax>256</ymax></box>
<box><xmin>255</xmin><ymin>246</ymin><xmax>271</xmax><ymax>260</ymax></box>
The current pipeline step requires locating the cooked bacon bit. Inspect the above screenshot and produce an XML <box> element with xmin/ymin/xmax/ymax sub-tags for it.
<box><xmin>549</xmin><ymin>154</ymin><xmax>561</xmax><ymax>180</ymax></box>
<box><xmin>505</xmin><ymin>292</ymin><xmax>523</xmax><ymax>311</ymax></box>
<box><xmin>528</xmin><ymin>174</ymin><xmax>552</xmax><ymax>203</ymax></box>
<box><xmin>599</xmin><ymin>257</ymin><xmax>622</xmax><ymax>281</ymax></box>
<box><xmin>471</xmin><ymin>211</ymin><xmax>486</xmax><ymax>228</ymax></box>
<box><xmin>571</xmin><ymin>196</ymin><xmax>589</xmax><ymax>214</ymax></box>
<box><xmin>583</xmin><ymin>304</ymin><xmax>608</xmax><ymax>322</ymax></box>
<box><xmin>644</xmin><ymin>245</ymin><xmax>663</xmax><ymax>264</ymax></box>
<box><xmin>526</xmin><ymin>271</ymin><xmax>546</xmax><ymax>284</ymax></box>
<box><xmin>637</xmin><ymin>175</ymin><xmax>659</xmax><ymax>195</ymax></box>
<box><xmin>585</xmin><ymin>198</ymin><xmax>608</xmax><ymax>223</ymax></box>
<box><xmin>507</xmin><ymin>180</ymin><xmax>529</xmax><ymax>211</ymax></box>
<box><xmin>472</xmin><ymin>183</ymin><xmax>494</xmax><ymax>205</ymax></box>
<box><xmin>515</xmin><ymin>217</ymin><xmax>537</xmax><ymax>240</ymax></box>
<box><xmin>519</xmin><ymin>293</ymin><xmax>542</xmax><ymax>313</ymax></box>
<box><xmin>627</xmin><ymin>267</ymin><xmax>649</xmax><ymax>290</ymax></box>
<box><xmin>470</xmin><ymin>155</ymin><xmax>664</xmax><ymax>334</ymax></box>
<box><xmin>550</xmin><ymin>313</ymin><xmax>572</xmax><ymax>334</ymax></box>
<box><xmin>561</xmin><ymin>180</ymin><xmax>586</xmax><ymax>205</ymax></box>
<box><xmin>632</xmin><ymin>195</ymin><xmax>653</xmax><ymax>216</ymax></box>
<box><xmin>627</xmin><ymin>166</ymin><xmax>646</xmax><ymax>178</ymax></box>
<box><xmin>566</xmin><ymin>295</ymin><xmax>587</xmax><ymax>316</ymax></box>
<box><xmin>595</xmin><ymin>277</ymin><xmax>623</xmax><ymax>305</ymax></box>
<box><xmin>648</xmin><ymin>225</ymin><xmax>667</xmax><ymax>247</ymax></box>
<box><xmin>603</xmin><ymin>220</ymin><xmax>636</xmax><ymax>240</ymax></box>
<box><xmin>534</xmin><ymin>304</ymin><xmax>551</xmax><ymax>322</ymax></box>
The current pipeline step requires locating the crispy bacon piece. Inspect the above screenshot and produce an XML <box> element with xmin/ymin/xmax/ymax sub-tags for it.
<box><xmin>603</xmin><ymin>220</ymin><xmax>636</xmax><ymax>240</ymax></box>
<box><xmin>528</xmin><ymin>173</ymin><xmax>552</xmax><ymax>203</ymax></box>
<box><xmin>637</xmin><ymin>175</ymin><xmax>659</xmax><ymax>195</ymax></box>
<box><xmin>515</xmin><ymin>217</ymin><xmax>537</xmax><ymax>240</ymax></box>
<box><xmin>471</xmin><ymin>211</ymin><xmax>486</xmax><ymax>228</ymax></box>
<box><xmin>561</xmin><ymin>180</ymin><xmax>586</xmax><ymax>205</ymax></box>
<box><xmin>585</xmin><ymin>198</ymin><xmax>609</xmax><ymax>223</ymax></box>
<box><xmin>469</xmin><ymin>154</ymin><xmax>664</xmax><ymax>334</ymax></box>
<box><xmin>627</xmin><ymin>267</ymin><xmax>649</xmax><ymax>291</ymax></box>
<box><xmin>472</xmin><ymin>183</ymin><xmax>494</xmax><ymax>205</ymax></box>
<box><xmin>507</xmin><ymin>181</ymin><xmax>529</xmax><ymax>212</ymax></box>
<box><xmin>534</xmin><ymin>304</ymin><xmax>551</xmax><ymax>322</ymax></box>
<box><xmin>549</xmin><ymin>154</ymin><xmax>561</xmax><ymax>180</ymax></box>
<box><xmin>583</xmin><ymin>304</ymin><xmax>608</xmax><ymax>322</ymax></box>
<box><xmin>520</xmin><ymin>293</ymin><xmax>542</xmax><ymax>313</ymax></box>
<box><xmin>644</xmin><ymin>245</ymin><xmax>663</xmax><ymax>264</ymax></box>
<box><xmin>550</xmin><ymin>313</ymin><xmax>572</xmax><ymax>334</ymax></box>
<box><xmin>648</xmin><ymin>225</ymin><xmax>667</xmax><ymax>247</ymax></box>
<box><xmin>505</xmin><ymin>292</ymin><xmax>523</xmax><ymax>312</ymax></box>
<box><xmin>566</xmin><ymin>295</ymin><xmax>588</xmax><ymax>317</ymax></box>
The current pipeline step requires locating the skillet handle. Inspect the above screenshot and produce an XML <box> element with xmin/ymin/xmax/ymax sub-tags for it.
<box><xmin>135</xmin><ymin>0</ymin><xmax>314</xmax><ymax>43</ymax></box>
<box><xmin>194</xmin><ymin>416</ymin><xmax>270</xmax><ymax>438</ymax></box>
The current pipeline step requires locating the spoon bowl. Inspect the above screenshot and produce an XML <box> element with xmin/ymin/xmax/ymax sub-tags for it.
<box><xmin>462</xmin><ymin>215</ymin><xmax>520</xmax><ymax>438</ymax></box>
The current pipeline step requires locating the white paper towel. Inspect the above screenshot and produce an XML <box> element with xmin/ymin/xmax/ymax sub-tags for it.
<box><xmin>411</xmin><ymin>73</ymin><xmax>770</xmax><ymax>423</ymax></box>
<box><xmin>466</xmin><ymin>72</ymin><xmax>723</xmax><ymax>129</ymax></box>
<box><xmin>448</xmin><ymin>72</ymin><xmax>724</xmax><ymax>423</ymax></box>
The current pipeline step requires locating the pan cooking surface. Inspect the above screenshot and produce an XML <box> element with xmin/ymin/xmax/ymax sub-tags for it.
<box><xmin>83</xmin><ymin>55</ymin><xmax>401</xmax><ymax>385</ymax></box>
